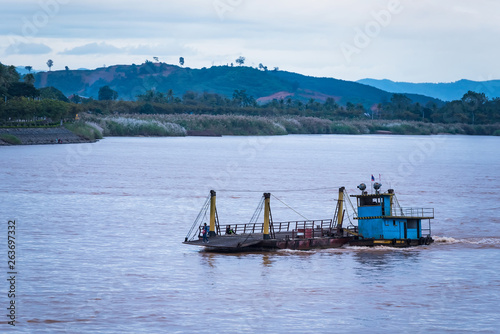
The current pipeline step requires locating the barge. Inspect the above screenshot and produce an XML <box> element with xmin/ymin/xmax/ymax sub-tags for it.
<box><xmin>183</xmin><ymin>183</ymin><xmax>434</xmax><ymax>252</ymax></box>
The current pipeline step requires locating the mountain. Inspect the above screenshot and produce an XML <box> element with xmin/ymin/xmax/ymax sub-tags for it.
<box><xmin>33</xmin><ymin>62</ymin><xmax>443</xmax><ymax>107</ymax></box>
<box><xmin>357</xmin><ymin>78</ymin><xmax>500</xmax><ymax>102</ymax></box>
<box><xmin>16</xmin><ymin>66</ymin><xmax>41</xmax><ymax>75</ymax></box>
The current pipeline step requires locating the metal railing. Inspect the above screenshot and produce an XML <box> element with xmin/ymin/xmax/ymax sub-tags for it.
<box><xmin>198</xmin><ymin>219</ymin><xmax>334</xmax><ymax>238</ymax></box>
<box><xmin>390</xmin><ymin>207</ymin><xmax>434</xmax><ymax>218</ymax></box>
<box><xmin>273</xmin><ymin>219</ymin><xmax>333</xmax><ymax>233</ymax></box>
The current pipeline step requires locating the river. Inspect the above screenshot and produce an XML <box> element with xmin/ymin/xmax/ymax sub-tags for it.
<box><xmin>1</xmin><ymin>134</ymin><xmax>499</xmax><ymax>333</ymax></box>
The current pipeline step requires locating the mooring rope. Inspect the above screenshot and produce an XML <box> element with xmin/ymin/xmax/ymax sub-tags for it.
<box><xmin>248</xmin><ymin>196</ymin><xmax>265</xmax><ymax>224</ymax></box>
<box><xmin>271</xmin><ymin>194</ymin><xmax>309</xmax><ymax>221</ymax></box>
<box><xmin>344</xmin><ymin>190</ymin><xmax>358</xmax><ymax>217</ymax></box>
<box><xmin>185</xmin><ymin>194</ymin><xmax>210</xmax><ymax>241</ymax></box>
<box><xmin>239</xmin><ymin>197</ymin><xmax>264</xmax><ymax>247</ymax></box>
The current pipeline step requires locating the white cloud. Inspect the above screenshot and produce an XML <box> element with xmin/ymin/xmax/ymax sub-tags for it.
<box><xmin>0</xmin><ymin>0</ymin><xmax>499</xmax><ymax>82</ymax></box>
<box><xmin>4</xmin><ymin>42</ymin><xmax>51</xmax><ymax>55</ymax></box>
<box><xmin>126</xmin><ymin>42</ymin><xmax>193</xmax><ymax>57</ymax></box>
<box><xmin>60</xmin><ymin>42</ymin><xmax>122</xmax><ymax>55</ymax></box>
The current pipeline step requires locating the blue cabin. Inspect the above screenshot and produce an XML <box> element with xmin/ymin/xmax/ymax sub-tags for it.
<box><xmin>350</xmin><ymin>183</ymin><xmax>434</xmax><ymax>246</ymax></box>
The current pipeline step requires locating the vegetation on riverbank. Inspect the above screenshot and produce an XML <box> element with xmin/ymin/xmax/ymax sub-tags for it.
<box><xmin>64</xmin><ymin>122</ymin><xmax>103</xmax><ymax>141</ymax></box>
<box><xmin>82</xmin><ymin>114</ymin><xmax>500</xmax><ymax>136</ymax></box>
<box><xmin>2</xmin><ymin>61</ymin><xmax>500</xmax><ymax>139</ymax></box>
<box><xmin>0</xmin><ymin>134</ymin><xmax>22</xmax><ymax>145</ymax></box>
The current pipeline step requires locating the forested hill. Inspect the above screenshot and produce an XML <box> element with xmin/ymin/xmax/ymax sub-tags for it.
<box><xmin>34</xmin><ymin>62</ymin><xmax>443</xmax><ymax>108</ymax></box>
<box><xmin>358</xmin><ymin>78</ymin><xmax>500</xmax><ymax>102</ymax></box>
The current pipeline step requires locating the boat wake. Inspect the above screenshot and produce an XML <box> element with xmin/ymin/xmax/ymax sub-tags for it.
<box><xmin>433</xmin><ymin>236</ymin><xmax>460</xmax><ymax>244</ymax></box>
<box><xmin>433</xmin><ymin>236</ymin><xmax>500</xmax><ymax>248</ymax></box>
<box><xmin>276</xmin><ymin>248</ymin><xmax>317</xmax><ymax>254</ymax></box>
<box><xmin>343</xmin><ymin>245</ymin><xmax>419</xmax><ymax>252</ymax></box>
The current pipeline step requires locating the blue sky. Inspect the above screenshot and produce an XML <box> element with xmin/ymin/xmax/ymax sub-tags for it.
<box><xmin>1</xmin><ymin>0</ymin><xmax>499</xmax><ymax>83</ymax></box>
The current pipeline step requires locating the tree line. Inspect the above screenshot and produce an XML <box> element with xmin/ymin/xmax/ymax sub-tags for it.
<box><xmin>375</xmin><ymin>91</ymin><xmax>500</xmax><ymax>124</ymax></box>
<box><xmin>92</xmin><ymin>87</ymin><xmax>500</xmax><ymax>125</ymax></box>
<box><xmin>2</xmin><ymin>61</ymin><xmax>500</xmax><ymax>126</ymax></box>
<box><xmin>0</xmin><ymin>62</ymin><xmax>76</xmax><ymax>124</ymax></box>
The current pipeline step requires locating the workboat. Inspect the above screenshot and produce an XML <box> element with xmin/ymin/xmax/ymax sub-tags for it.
<box><xmin>183</xmin><ymin>183</ymin><xmax>434</xmax><ymax>252</ymax></box>
<box><xmin>348</xmin><ymin>183</ymin><xmax>434</xmax><ymax>247</ymax></box>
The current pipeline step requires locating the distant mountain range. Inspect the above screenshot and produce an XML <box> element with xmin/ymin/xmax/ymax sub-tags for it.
<box><xmin>16</xmin><ymin>66</ymin><xmax>41</xmax><ymax>75</ymax></box>
<box><xmin>33</xmin><ymin>63</ymin><xmax>443</xmax><ymax>108</ymax></box>
<box><xmin>16</xmin><ymin>66</ymin><xmax>89</xmax><ymax>75</ymax></box>
<box><xmin>357</xmin><ymin>78</ymin><xmax>500</xmax><ymax>102</ymax></box>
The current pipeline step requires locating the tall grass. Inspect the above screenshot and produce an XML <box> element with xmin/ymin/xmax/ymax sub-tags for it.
<box><xmin>158</xmin><ymin>114</ymin><xmax>287</xmax><ymax>135</ymax></box>
<box><xmin>65</xmin><ymin>122</ymin><xmax>103</xmax><ymax>141</ymax></box>
<box><xmin>99</xmin><ymin>116</ymin><xmax>187</xmax><ymax>136</ymax></box>
<box><xmin>80</xmin><ymin>113</ymin><xmax>500</xmax><ymax>137</ymax></box>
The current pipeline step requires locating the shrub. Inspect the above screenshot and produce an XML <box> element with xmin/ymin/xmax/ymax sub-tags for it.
<box><xmin>330</xmin><ymin>123</ymin><xmax>359</xmax><ymax>134</ymax></box>
<box><xmin>65</xmin><ymin>122</ymin><xmax>103</xmax><ymax>141</ymax></box>
<box><xmin>0</xmin><ymin>134</ymin><xmax>22</xmax><ymax>145</ymax></box>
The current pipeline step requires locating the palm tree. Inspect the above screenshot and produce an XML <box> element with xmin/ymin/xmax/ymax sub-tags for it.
<box><xmin>46</xmin><ymin>59</ymin><xmax>53</xmax><ymax>71</ymax></box>
<box><xmin>167</xmin><ymin>89</ymin><xmax>174</xmax><ymax>103</ymax></box>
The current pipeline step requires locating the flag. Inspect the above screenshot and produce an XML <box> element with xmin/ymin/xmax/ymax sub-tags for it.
<box><xmin>371</xmin><ymin>175</ymin><xmax>375</xmax><ymax>181</ymax></box>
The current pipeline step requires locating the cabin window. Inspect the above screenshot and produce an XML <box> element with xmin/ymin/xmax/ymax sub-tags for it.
<box><xmin>407</xmin><ymin>220</ymin><xmax>418</xmax><ymax>229</ymax></box>
<box><xmin>359</xmin><ymin>196</ymin><xmax>380</xmax><ymax>206</ymax></box>
<box><xmin>393</xmin><ymin>220</ymin><xmax>397</xmax><ymax>226</ymax></box>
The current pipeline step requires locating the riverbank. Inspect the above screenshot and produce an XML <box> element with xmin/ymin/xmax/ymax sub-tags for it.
<box><xmin>2</xmin><ymin>115</ymin><xmax>499</xmax><ymax>146</ymax></box>
<box><xmin>0</xmin><ymin>127</ymin><xmax>96</xmax><ymax>146</ymax></box>
<box><xmin>84</xmin><ymin>114</ymin><xmax>500</xmax><ymax>137</ymax></box>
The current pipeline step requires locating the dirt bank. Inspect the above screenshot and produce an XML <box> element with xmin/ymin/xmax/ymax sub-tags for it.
<box><xmin>0</xmin><ymin>127</ymin><xmax>96</xmax><ymax>146</ymax></box>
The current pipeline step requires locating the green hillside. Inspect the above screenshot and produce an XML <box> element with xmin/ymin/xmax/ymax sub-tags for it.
<box><xmin>4</xmin><ymin>61</ymin><xmax>500</xmax><ymax>138</ymax></box>
<box><xmin>34</xmin><ymin>62</ymin><xmax>443</xmax><ymax>108</ymax></box>
<box><xmin>269</xmin><ymin>71</ymin><xmax>443</xmax><ymax>107</ymax></box>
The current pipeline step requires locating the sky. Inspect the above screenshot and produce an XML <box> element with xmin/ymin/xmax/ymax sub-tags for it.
<box><xmin>1</xmin><ymin>0</ymin><xmax>499</xmax><ymax>83</ymax></box>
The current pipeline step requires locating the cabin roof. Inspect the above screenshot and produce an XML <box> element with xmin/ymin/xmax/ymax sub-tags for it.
<box><xmin>350</xmin><ymin>193</ymin><xmax>394</xmax><ymax>198</ymax></box>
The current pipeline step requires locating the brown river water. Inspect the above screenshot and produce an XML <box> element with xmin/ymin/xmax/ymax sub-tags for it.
<box><xmin>1</xmin><ymin>134</ymin><xmax>499</xmax><ymax>333</ymax></box>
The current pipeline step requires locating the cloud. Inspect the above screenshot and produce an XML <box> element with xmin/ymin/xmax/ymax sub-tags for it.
<box><xmin>126</xmin><ymin>42</ymin><xmax>193</xmax><ymax>56</ymax></box>
<box><xmin>1</xmin><ymin>0</ymin><xmax>500</xmax><ymax>81</ymax></box>
<box><xmin>60</xmin><ymin>42</ymin><xmax>123</xmax><ymax>55</ymax></box>
<box><xmin>4</xmin><ymin>42</ymin><xmax>52</xmax><ymax>55</ymax></box>
<box><xmin>57</xmin><ymin>41</ymin><xmax>195</xmax><ymax>58</ymax></box>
